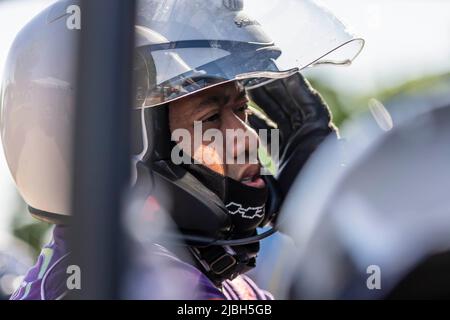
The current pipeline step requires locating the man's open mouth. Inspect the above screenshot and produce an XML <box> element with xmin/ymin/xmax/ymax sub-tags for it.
<box><xmin>241</xmin><ymin>172</ymin><xmax>266</xmax><ymax>189</ymax></box>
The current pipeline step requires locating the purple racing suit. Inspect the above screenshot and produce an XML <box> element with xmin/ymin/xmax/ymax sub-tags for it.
<box><xmin>10</xmin><ymin>226</ymin><xmax>273</xmax><ymax>300</ymax></box>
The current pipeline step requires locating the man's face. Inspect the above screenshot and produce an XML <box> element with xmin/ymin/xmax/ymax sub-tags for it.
<box><xmin>169</xmin><ymin>81</ymin><xmax>265</xmax><ymax>188</ymax></box>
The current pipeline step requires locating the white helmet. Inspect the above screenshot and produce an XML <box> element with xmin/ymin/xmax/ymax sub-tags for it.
<box><xmin>0</xmin><ymin>0</ymin><xmax>364</xmax><ymax>222</ymax></box>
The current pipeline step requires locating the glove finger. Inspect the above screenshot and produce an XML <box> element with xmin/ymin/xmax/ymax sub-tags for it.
<box><xmin>283</xmin><ymin>73</ymin><xmax>332</xmax><ymax>124</ymax></box>
<box><xmin>247</xmin><ymin>82</ymin><xmax>294</xmax><ymax>139</ymax></box>
<box><xmin>250</xmin><ymin>74</ymin><xmax>322</xmax><ymax>132</ymax></box>
<box><xmin>257</xmin><ymin>79</ymin><xmax>305</xmax><ymax>131</ymax></box>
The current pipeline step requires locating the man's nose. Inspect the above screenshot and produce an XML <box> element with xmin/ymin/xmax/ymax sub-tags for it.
<box><xmin>221</xmin><ymin>110</ymin><xmax>259</xmax><ymax>162</ymax></box>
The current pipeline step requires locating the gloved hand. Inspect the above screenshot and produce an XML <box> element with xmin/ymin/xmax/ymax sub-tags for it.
<box><xmin>248</xmin><ymin>72</ymin><xmax>338</xmax><ymax>198</ymax></box>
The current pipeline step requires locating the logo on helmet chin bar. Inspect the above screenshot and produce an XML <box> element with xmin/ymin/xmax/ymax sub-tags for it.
<box><xmin>226</xmin><ymin>202</ymin><xmax>265</xmax><ymax>219</ymax></box>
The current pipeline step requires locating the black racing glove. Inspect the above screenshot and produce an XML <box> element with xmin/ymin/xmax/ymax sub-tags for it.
<box><xmin>248</xmin><ymin>72</ymin><xmax>338</xmax><ymax>198</ymax></box>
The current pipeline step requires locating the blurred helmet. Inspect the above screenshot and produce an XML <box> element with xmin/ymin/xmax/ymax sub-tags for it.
<box><xmin>1</xmin><ymin>0</ymin><xmax>78</xmax><ymax>222</ymax></box>
<box><xmin>275</xmin><ymin>103</ymin><xmax>450</xmax><ymax>299</ymax></box>
<box><xmin>0</xmin><ymin>0</ymin><xmax>193</xmax><ymax>222</ymax></box>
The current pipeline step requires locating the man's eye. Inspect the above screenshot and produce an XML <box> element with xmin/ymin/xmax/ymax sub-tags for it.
<box><xmin>236</xmin><ymin>104</ymin><xmax>249</xmax><ymax>113</ymax></box>
<box><xmin>203</xmin><ymin>113</ymin><xmax>220</xmax><ymax>123</ymax></box>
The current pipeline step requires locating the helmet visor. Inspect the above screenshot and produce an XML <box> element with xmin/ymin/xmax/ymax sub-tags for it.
<box><xmin>134</xmin><ymin>0</ymin><xmax>364</xmax><ymax>108</ymax></box>
<box><xmin>245</xmin><ymin>0</ymin><xmax>365</xmax><ymax>69</ymax></box>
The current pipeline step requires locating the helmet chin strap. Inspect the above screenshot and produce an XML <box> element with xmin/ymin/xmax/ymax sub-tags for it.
<box><xmin>174</xmin><ymin>161</ymin><xmax>277</xmax><ymax>284</ymax></box>
<box><xmin>170</xmin><ymin>226</ymin><xmax>278</xmax><ymax>247</ymax></box>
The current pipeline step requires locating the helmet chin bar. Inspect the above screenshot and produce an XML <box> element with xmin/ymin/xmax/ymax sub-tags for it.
<box><xmin>142</xmin><ymin>160</ymin><xmax>280</xmax><ymax>285</ymax></box>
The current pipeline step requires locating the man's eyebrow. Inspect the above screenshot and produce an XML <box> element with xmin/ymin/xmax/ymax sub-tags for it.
<box><xmin>198</xmin><ymin>95</ymin><xmax>222</xmax><ymax>108</ymax></box>
<box><xmin>197</xmin><ymin>89</ymin><xmax>247</xmax><ymax>110</ymax></box>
